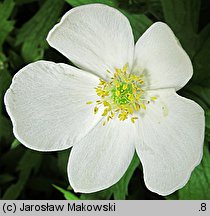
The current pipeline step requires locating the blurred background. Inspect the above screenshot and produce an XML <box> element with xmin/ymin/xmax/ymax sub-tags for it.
<box><xmin>0</xmin><ymin>0</ymin><xmax>210</xmax><ymax>200</ymax></box>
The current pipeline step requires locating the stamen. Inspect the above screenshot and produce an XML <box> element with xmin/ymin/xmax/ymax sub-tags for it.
<box><xmin>86</xmin><ymin>101</ymin><xmax>93</xmax><ymax>104</ymax></box>
<box><xmin>87</xmin><ymin>63</ymin><xmax>157</xmax><ymax>125</ymax></box>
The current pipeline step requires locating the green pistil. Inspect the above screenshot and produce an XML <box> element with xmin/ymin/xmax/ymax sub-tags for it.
<box><xmin>111</xmin><ymin>83</ymin><xmax>132</xmax><ymax>105</ymax></box>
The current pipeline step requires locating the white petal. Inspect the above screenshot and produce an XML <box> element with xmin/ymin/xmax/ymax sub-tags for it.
<box><xmin>133</xmin><ymin>22</ymin><xmax>193</xmax><ymax>90</ymax></box>
<box><xmin>68</xmin><ymin>119</ymin><xmax>136</xmax><ymax>193</ymax></box>
<box><xmin>135</xmin><ymin>89</ymin><xmax>204</xmax><ymax>195</ymax></box>
<box><xmin>47</xmin><ymin>4</ymin><xmax>134</xmax><ymax>80</ymax></box>
<box><xmin>5</xmin><ymin>61</ymin><xmax>102</xmax><ymax>151</ymax></box>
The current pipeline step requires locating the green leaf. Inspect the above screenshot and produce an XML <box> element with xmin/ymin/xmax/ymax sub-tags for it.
<box><xmin>160</xmin><ymin>0</ymin><xmax>200</xmax><ymax>57</ymax></box>
<box><xmin>80</xmin><ymin>189</ymin><xmax>113</xmax><ymax>200</ymax></box>
<box><xmin>0</xmin><ymin>174</ymin><xmax>15</xmax><ymax>185</ymax></box>
<box><xmin>205</xmin><ymin>110</ymin><xmax>210</xmax><ymax>142</ymax></box>
<box><xmin>53</xmin><ymin>184</ymin><xmax>79</xmax><ymax>200</ymax></box>
<box><xmin>57</xmin><ymin>149</ymin><xmax>70</xmax><ymax>176</ymax></box>
<box><xmin>0</xmin><ymin>68</ymin><xmax>12</xmax><ymax>113</ymax></box>
<box><xmin>0</xmin><ymin>115</ymin><xmax>13</xmax><ymax>143</ymax></box>
<box><xmin>66</xmin><ymin>0</ymin><xmax>152</xmax><ymax>42</ymax></box>
<box><xmin>0</xmin><ymin>0</ymin><xmax>15</xmax><ymax>50</ymax></box>
<box><xmin>66</xmin><ymin>0</ymin><xmax>118</xmax><ymax>7</ymax></box>
<box><xmin>112</xmin><ymin>153</ymin><xmax>140</xmax><ymax>199</ymax></box>
<box><xmin>178</xmin><ymin>144</ymin><xmax>210</xmax><ymax>199</ymax></box>
<box><xmin>16</xmin><ymin>0</ymin><xmax>64</xmax><ymax>62</ymax></box>
<box><xmin>3</xmin><ymin>150</ymin><xmax>43</xmax><ymax>199</ymax></box>
<box><xmin>0</xmin><ymin>63</ymin><xmax>13</xmax><ymax>143</ymax></box>
<box><xmin>165</xmin><ymin>192</ymin><xmax>179</xmax><ymax>200</ymax></box>
<box><xmin>192</xmin><ymin>36</ymin><xmax>210</xmax><ymax>85</ymax></box>
<box><xmin>183</xmin><ymin>85</ymin><xmax>210</xmax><ymax>110</ymax></box>
<box><xmin>10</xmin><ymin>139</ymin><xmax>21</xmax><ymax>149</ymax></box>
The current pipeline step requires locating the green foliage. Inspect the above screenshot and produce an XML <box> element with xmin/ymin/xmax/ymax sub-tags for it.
<box><xmin>160</xmin><ymin>0</ymin><xmax>200</xmax><ymax>57</ymax></box>
<box><xmin>0</xmin><ymin>0</ymin><xmax>15</xmax><ymax>51</ymax></box>
<box><xmin>66</xmin><ymin>0</ymin><xmax>118</xmax><ymax>7</ymax></box>
<box><xmin>10</xmin><ymin>139</ymin><xmax>21</xmax><ymax>149</ymax></box>
<box><xmin>0</xmin><ymin>64</ymin><xmax>12</xmax><ymax>112</ymax></box>
<box><xmin>0</xmin><ymin>67</ymin><xmax>13</xmax><ymax>143</ymax></box>
<box><xmin>2</xmin><ymin>150</ymin><xmax>43</xmax><ymax>199</ymax></box>
<box><xmin>193</xmin><ymin>36</ymin><xmax>210</xmax><ymax>85</ymax></box>
<box><xmin>178</xmin><ymin>144</ymin><xmax>210</xmax><ymax>199</ymax></box>
<box><xmin>53</xmin><ymin>184</ymin><xmax>79</xmax><ymax>200</ymax></box>
<box><xmin>0</xmin><ymin>0</ymin><xmax>210</xmax><ymax>200</ymax></box>
<box><xmin>15</xmin><ymin>0</ymin><xmax>64</xmax><ymax>62</ymax></box>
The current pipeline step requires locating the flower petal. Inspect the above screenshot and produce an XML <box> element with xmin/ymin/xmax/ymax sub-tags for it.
<box><xmin>5</xmin><ymin>61</ymin><xmax>102</xmax><ymax>151</ymax></box>
<box><xmin>47</xmin><ymin>4</ymin><xmax>134</xmax><ymax>80</ymax></box>
<box><xmin>134</xmin><ymin>22</ymin><xmax>193</xmax><ymax>90</ymax></box>
<box><xmin>135</xmin><ymin>89</ymin><xmax>204</xmax><ymax>195</ymax></box>
<box><xmin>68</xmin><ymin>120</ymin><xmax>136</xmax><ymax>193</ymax></box>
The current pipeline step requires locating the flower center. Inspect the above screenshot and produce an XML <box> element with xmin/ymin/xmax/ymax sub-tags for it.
<box><xmin>87</xmin><ymin>64</ymin><xmax>156</xmax><ymax>125</ymax></box>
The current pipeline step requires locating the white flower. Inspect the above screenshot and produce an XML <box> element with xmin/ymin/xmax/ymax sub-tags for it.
<box><xmin>4</xmin><ymin>4</ymin><xmax>204</xmax><ymax>196</ymax></box>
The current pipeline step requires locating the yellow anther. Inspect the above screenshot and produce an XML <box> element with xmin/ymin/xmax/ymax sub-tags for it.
<box><xmin>87</xmin><ymin>63</ymin><xmax>157</xmax><ymax>125</ymax></box>
<box><xmin>86</xmin><ymin>101</ymin><xmax>93</xmax><ymax>104</ymax></box>
<box><xmin>127</xmin><ymin>106</ymin><xmax>134</xmax><ymax>114</ymax></box>
<box><xmin>134</xmin><ymin>103</ymin><xmax>140</xmax><ymax>111</ymax></box>
<box><xmin>102</xmin><ymin>108</ymin><xmax>109</xmax><ymax>116</ymax></box>
<box><xmin>118</xmin><ymin>112</ymin><xmax>128</xmax><ymax>121</ymax></box>
<box><xmin>141</xmin><ymin>103</ymin><xmax>146</xmax><ymax>110</ymax></box>
<box><xmin>122</xmin><ymin>84</ymin><xmax>128</xmax><ymax>90</ymax></box>
<box><xmin>115</xmin><ymin>68</ymin><xmax>121</xmax><ymax>74</ymax></box>
<box><xmin>107</xmin><ymin>115</ymin><xmax>112</xmax><ymax>122</ymax></box>
<box><xmin>94</xmin><ymin>106</ymin><xmax>98</xmax><ymax>114</ymax></box>
<box><xmin>103</xmin><ymin>101</ymin><xmax>110</xmax><ymax>107</ymax></box>
<box><xmin>138</xmin><ymin>79</ymin><xmax>144</xmax><ymax>84</ymax></box>
<box><xmin>111</xmin><ymin>111</ymin><xmax>115</xmax><ymax>118</ymax></box>
<box><xmin>131</xmin><ymin>117</ymin><xmax>138</xmax><ymax>123</ymax></box>
<box><xmin>128</xmin><ymin>94</ymin><xmax>134</xmax><ymax>101</ymax></box>
<box><xmin>150</xmin><ymin>96</ymin><xmax>157</xmax><ymax>101</ymax></box>
<box><xmin>116</xmin><ymin>90</ymin><xmax>120</xmax><ymax>96</ymax></box>
<box><xmin>114</xmin><ymin>80</ymin><xmax>120</xmax><ymax>88</ymax></box>
<box><xmin>123</xmin><ymin>63</ymin><xmax>128</xmax><ymax>72</ymax></box>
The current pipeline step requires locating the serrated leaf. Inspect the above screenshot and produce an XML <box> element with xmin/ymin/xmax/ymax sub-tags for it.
<box><xmin>0</xmin><ymin>0</ymin><xmax>15</xmax><ymax>50</ymax></box>
<box><xmin>16</xmin><ymin>0</ymin><xmax>64</xmax><ymax>62</ymax></box>
<box><xmin>53</xmin><ymin>184</ymin><xmax>79</xmax><ymax>200</ymax></box>
<box><xmin>3</xmin><ymin>150</ymin><xmax>43</xmax><ymax>199</ymax></box>
<box><xmin>178</xmin><ymin>144</ymin><xmax>210</xmax><ymax>199</ymax></box>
